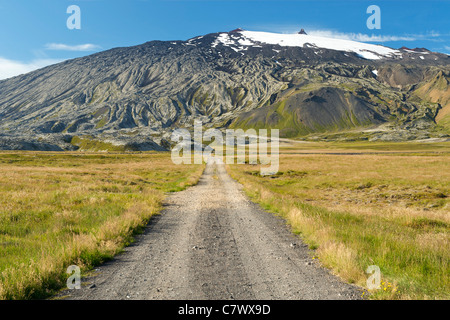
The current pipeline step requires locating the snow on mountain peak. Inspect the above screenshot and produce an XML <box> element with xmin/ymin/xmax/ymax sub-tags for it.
<box><xmin>211</xmin><ymin>29</ymin><xmax>401</xmax><ymax>60</ymax></box>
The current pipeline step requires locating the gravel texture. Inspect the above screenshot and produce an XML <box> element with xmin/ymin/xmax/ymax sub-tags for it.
<box><xmin>58</xmin><ymin>161</ymin><xmax>361</xmax><ymax>300</ymax></box>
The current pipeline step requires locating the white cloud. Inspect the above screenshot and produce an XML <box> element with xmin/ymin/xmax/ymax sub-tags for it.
<box><xmin>250</xmin><ymin>25</ymin><xmax>442</xmax><ymax>43</ymax></box>
<box><xmin>306</xmin><ymin>30</ymin><xmax>417</xmax><ymax>42</ymax></box>
<box><xmin>0</xmin><ymin>42</ymin><xmax>101</xmax><ymax>80</ymax></box>
<box><xmin>45</xmin><ymin>43</ymin><xmax>101</xmax><ymax>51</ymax></box>
<box><xmin>0</xmin><ymin>57</ymin><xmax>63</xmax><ymax>81</ymax></box>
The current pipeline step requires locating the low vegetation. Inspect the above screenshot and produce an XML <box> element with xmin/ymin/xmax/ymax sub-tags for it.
<box><xmin>0</xmin><ymin>152</ymin><xmax>204</xmax><ymax>299</ymax></box>
<box><xmin>227</xmin><ymin>141</ymin><xmax>449</xmax><ymax>299</ymax></box>
<box><xmin>70</xmin><ymin>136</ymin><xmax>132</xmax><ymax>151</ymax></box>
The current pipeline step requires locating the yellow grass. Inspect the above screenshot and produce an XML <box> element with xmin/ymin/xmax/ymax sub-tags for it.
<box><xmin>227</xmin><ymin>142</ymin><xmax>450</xmax><ymax>299</ymax></box>
<box><xmin>0</xmin><ymin>152</ymin><xmax>204</xmax><ymax>299</ymax></box>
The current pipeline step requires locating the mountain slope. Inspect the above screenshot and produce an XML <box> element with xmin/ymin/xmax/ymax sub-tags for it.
<box><xmin>414</xmin><ymin>70</ymin><xmax>450</xmax><ymax>130</ymax></box>
<box><xmin>231</xmin><ymin>86</ymin><xmax>386</xmax><ymax>137</ymax></box>
<box><xmin>0</xmin><ymin>29</ymin><xmax>449</xmax><ymax>150</ymax></box>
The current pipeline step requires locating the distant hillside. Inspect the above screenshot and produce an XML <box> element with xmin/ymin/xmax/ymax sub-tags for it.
<box><xmin>0</xmin><ymin>29</ymin><xmax>449</xmax><ymax>150</ymax></box>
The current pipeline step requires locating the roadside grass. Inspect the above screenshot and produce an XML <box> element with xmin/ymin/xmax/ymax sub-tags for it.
<box><xmin>278</xmin><ymin>140</ymin><xmax>450</xmax><ymax>153</ymax></box>
<box><xmin>0</xmin><ymin>152</ymin><xmax>204</xmax><ymax>300</ymax></box>
<box><xmin>227</xmin><ymin>142</ymin><xmax>449</xmax><ymax>299</ymax></box>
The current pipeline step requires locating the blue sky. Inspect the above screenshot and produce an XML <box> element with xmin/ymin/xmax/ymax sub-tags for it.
<box><xmin>0</xmin><ymin>0</ymin><xmax>449</xmax><ymax>79</ymax></box>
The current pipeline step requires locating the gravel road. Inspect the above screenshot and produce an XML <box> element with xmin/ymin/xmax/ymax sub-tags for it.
<box><xmin>59</xmin><ymin>161</ymin><xmax>361</xmax><ymax>300</ymax></box>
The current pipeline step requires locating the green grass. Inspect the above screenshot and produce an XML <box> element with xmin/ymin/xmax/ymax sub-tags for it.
<box><xmin>70</xmin><ymin>136</ymin><xmax>133</xmax><ymax>151</ymax></box>
<box><xmin>227</xmin><ymin>142</ymin><xmax>449</xmax><ymax>299</ymax></box>
<box><xmin>0</xmin><ymin>152</ymin><xmax>204</xmax><ymax>299</ymax></box>
<box><xmin>436</xmin><ymin>114</ymin><xmax>450</xmax><ymax>133</ymax></box>
<box><xmin>230</xmin><ymin>99</ymin><xmax>314</xmax><ymax>138</ymax></box>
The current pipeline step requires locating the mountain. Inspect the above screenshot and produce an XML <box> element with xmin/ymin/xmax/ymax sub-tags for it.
<box><xmin>0</xmin><ymin>29</ymin><xmax>449</xmax><ymax>151</ymax></box>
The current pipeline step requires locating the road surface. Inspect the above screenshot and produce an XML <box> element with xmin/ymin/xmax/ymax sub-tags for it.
<box><xmin>59</xmin><ymin>161</ymin><xmax>361</xmax><ymax>300</ymax></box>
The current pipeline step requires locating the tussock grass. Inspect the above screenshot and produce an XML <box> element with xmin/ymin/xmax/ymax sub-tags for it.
<box><xmin>227</xmin><ymin>142</ymin><xmax>449</xmax><ymax>299</ymax></box>
<box><xmin>0</xmin><ymin>152</ymin><xmax>204</xmax><ymax>299</ymax></box>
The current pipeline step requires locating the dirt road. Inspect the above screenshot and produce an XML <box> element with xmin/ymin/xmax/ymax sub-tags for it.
<box><xmin>59</xmin><ymin>161</ymin><xmax>361</xmax><ymax>300</ymax></box>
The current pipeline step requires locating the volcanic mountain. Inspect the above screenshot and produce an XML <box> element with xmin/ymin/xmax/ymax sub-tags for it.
<box><xmin>0</xmin><ymin>29</ymin><xmax>449</xmax><ymax>150</ymax></box>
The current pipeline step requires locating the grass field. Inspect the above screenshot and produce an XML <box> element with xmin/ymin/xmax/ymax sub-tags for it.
<box><xmin>1</xmin><ymin>142</ymin><xmax>448</xmax><ymax>300</ymax></box>
<box><xmin>227</xmin><ymin>141</ymin><xmax>450</xmax><ymax>299</ymax></box>
<box><xmin>0</xmin><ymin>152</ymin><xmax>204</xmax><ymax>300</ymax></box>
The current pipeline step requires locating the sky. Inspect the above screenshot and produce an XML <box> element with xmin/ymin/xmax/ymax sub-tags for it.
<box><xmin>0</xmin><ymin>0</ymin><xmax>449</xmax><ymax>80</ymax></box>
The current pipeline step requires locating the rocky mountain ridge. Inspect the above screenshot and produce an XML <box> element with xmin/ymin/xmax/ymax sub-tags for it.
<box><xmin>0</xmin><ymin>29</ymin><xmax>449</xmax><ymax>150</ymax></box>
